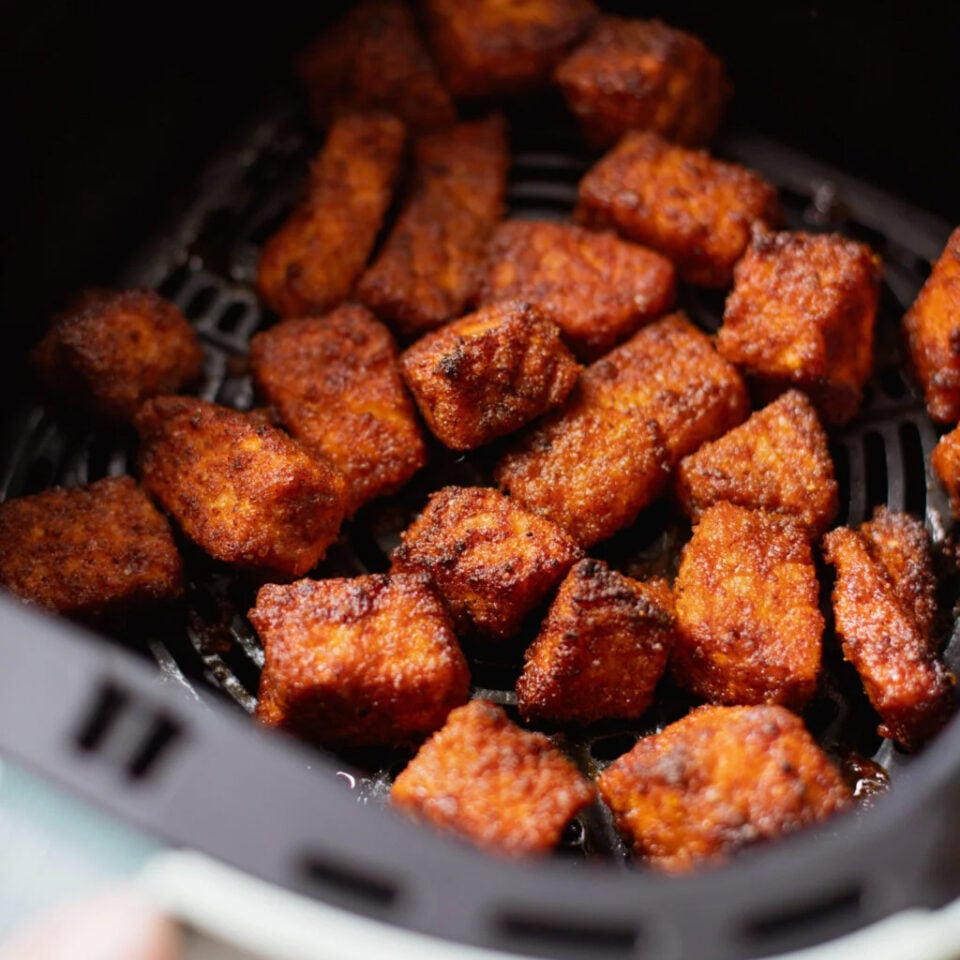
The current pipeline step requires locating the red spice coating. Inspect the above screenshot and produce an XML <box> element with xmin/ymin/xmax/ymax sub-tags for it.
<box><xmin>598</xmin><ymin>704</ymin><xmax>852</xmax><ymax>872</ymax></box>
<box><xmin>933</xmin><ymin>424</ymin><xmax>960</xmax><ymax>519</ymax></box>
<box><xmin>575</xmin><ymin>131</ymin><xmax>780</xmax><ymax>287</ymax></box>
<box><xmin>0</xmin><ymin>476</ymin><xmax>183</xmax><ymax>624</ymax></box>
<box><xmin>903</xmin><ymin>227</ymin><xmax>960</xmax><ymax>423</ymax></box>
<box><xmin>555</xmin><ymin>16</ymin><xmax>731</xmax><ymax>149</ymax></box>
<box><xmin>32</xmin><ymin>289</ymin><xmax>203</xmax><ymax>422</ymax></box>
<box><xmin>256</xmin><ymin>113</ymin><xmax>406</xmax><ymax>318</ymax></box>
<box><xmin>675</xmin><ymin>389</ymin><xmax>838</xmax><ymax>536</ymax></box>
<box><xmin>672</xmin><ymin>502</ymin><xmax>823</xmax><ymax>709</ymax></box>
<box><xmin>357</xmin><ymin>116</ymin><xmax>509</xmax><ymax>336</ymax></box>
<box><xmin>391</xmin><ymin>485</ymin><xmax>582</xmax><ymax>640</ymax></box>
<box><xmin>296</xmin><ymin>0</ymin><xmax>455</xmax><ymax>132</ymax></box>
<box><xmin>473</xmin><ymin>219</ymin><xmax>676</xmax><ymax>360</ymax></box>
<box><xmin>136</xmin><ymin>396</ymin><xmax>346</xmax><ymax>578</ymax></box>
<box><xmin>251</xmin><ymin>573</ymin><xmax>469</xmax><ymax>748</ymax></box>
<box><xmin>249</xmin><ymin>306</ymin><xmax>425</xmax><ymax>515</ymax></box>
<box><xmin>718</xmin><ymin>224</ymin><xmax>881</xmax><ymax>424</ymax></box>
<box><xmin>391</xmin><ymin>699</ymin><xmax>595</xmax><ymax>856</ymax></box>
<box><xmin>516</xmin><ymin>559</ymin><xmax>676</xmax><ymax>724</ymax></box>
<box><xmin>823</xmin><ymin>509</ymin><xmax>955</xmax><ymax>751</ymax></box>
<box><xmin>400</xmin><ymin>300</ymin><xmax>580</xmax><ymax>450</ymax></box>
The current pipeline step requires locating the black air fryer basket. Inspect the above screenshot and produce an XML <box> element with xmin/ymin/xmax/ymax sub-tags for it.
<box><xmin>2</xmin><ymin>3</ymin><xmax>960</xmax><ymax>958</ymax></box>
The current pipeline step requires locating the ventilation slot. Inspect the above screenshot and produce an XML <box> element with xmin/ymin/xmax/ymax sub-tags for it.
<box><xmin>863</xmin><ymin>431</ymin><xmax>888</xmax><ymax>511</ymax></box>
<box><xmin>499</xmin><ymin>911</ymin><xmax>637</xmax><ymax>957</ymax></box>
<box><xmin>300</xmin><ymin>854</ymin><xmax>398</xmax><ymax>916</ymax></box>
<box><xmin>590</xmin><ymin>733</ymin><xmax>638</xmax><ymax>763</ymax></box>
<box><xmin>740</xmin><ymin>885</ymin><xmax>863</xmax><ymax>951</ymax></box>
<box><xmin>74</xmin><ymin>681</ymin><xmax>129</xmax><ymax>752</ymax></box>
<box><xmin>900</xmin><ymin>420</ymin><xmax>928</xmax><ymax>516</ymax></box>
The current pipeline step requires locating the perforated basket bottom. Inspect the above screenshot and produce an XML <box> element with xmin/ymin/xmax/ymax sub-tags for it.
<box><xmin>2</xmin><ymin>92</ymin><xmax>957</xmax><ymax>863</ymax></box>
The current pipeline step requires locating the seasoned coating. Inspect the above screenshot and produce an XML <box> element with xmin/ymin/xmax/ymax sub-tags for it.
<box><xmin>932</xmin><ymin>424</ymin><xmax>960</xmax><ymax>519</ymax></box>
<box><xmin>672</xmin><ymin>502</ymin><xmax>823</xmax><ymax>709</ymax></box>
<box><xmin>496</xmin><ymin>314</ymin><xmax>746</xmax><ymax>546</ymax></box>
<box><xmin>823</xmin><ymin>509</ymin><xmax>955</xmax><ymax>750</ymax></box>
<box><xmin>676</xmin><ymin>390</ymin><xmax>838</xmax><ymax>536</ymax></box>
<box><xmin>256</xmin><ymin>113</ymin><xmax>406</xmax><ymax>318</ymax></box>
<box><xmin>516</xmin><ymin>559</ymin><xmax>676</xmax><ymax>724</ymax></box>
<box><xmin>555</xmin><ymin>16</ymin><xmax>731</xmax><ymax>150</ymax></box>
<box><xmin>391</xmin><ymin>699</ymin><xmax>595</xmax><ymax>856</ymax></box>
<box><xmin>422</xmin><ymin>0</ymin><xmax>598</xmax><ymax>98</ymax></box>
<box><xmin>32</xmin><ymin>289</ymin><xmax>203</xmax><ymax>422</ymax></box>
<box><xmin>400</xmin><ymin>300</ymin><xmax>580</xmax><ymax>450</ymax></box>
<box><xmin>598</xmin><ymin>704</ymin><xmax>852</xmax><ymax>872</ymax></box>
<box><xmin>391</xmin><ymin>486</ymin><xmax>582</xmax><ymax>640</ymax></box>
<box><xmin>357</xmin><ymin>116</ymin><xmax>509</xmax><ymax>336</ymax></box>
<box><xmin>0</xmin><ymin>476</ymin><xmax>183</xmax><ymax>624</ymax></box>
<box><xmin>473</xmin><ymin>220</ymin><xmax>676</xmax><ymax>359</ymax></box>
<box><xmin>249</xmin><ymin>306</ymin><xmax>426</xmax><ymax>515</ymax></box>
<box><xmin>575</xmin><ymin>131</ymin><xmax>780</xmax><ymax>287</ymax></box>
<box><xmin>903</xmin><ymin>227</ymin><xmax>960</xmax><ymax>423</ymax></box>
<box><xmin>136</xmin><ymin>397</ymin><xmax>346</xmax><ymax>578</ymax></box>
<box><xmin>718</xmin><ymin>225</ymin><xmax>882</xmax><ymax>425</ymax></box>
<box><xmin>296</xmin><ymin>0</ymin><xmax>455</xmax><ymax>132</ymax></box>
<box><xmin>251</xmin><ymin>574</ymin><xmax>469</xmax><ymax>748</ymax></box>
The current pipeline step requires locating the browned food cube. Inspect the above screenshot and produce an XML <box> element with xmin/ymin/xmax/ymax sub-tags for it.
<box><xmin>903</xmin><ymin>227</ymin><xmax>960</xmax><ymax>423</ymax></box>
<box><xmin>496</xmin><ymin>313</ymin><xmax>746</xmax><ymax>546</ymax></box>
<box><xmin>136</xmin><ymin>397</ymin><xmax>346</xmax><ymax>578</ymax></box>
<box><xmin>357</xmin><ymin>116</ymin><xmax>509</xmax><ymax>336</ymax></box>
<box><xmin>32</xmin><ymin>289</ymin><xmax>203</xmax><ymax>422</ymax></box>
<box><xmin>473</xmin><ymin>219</ymin><xmax>676</xmax><ymax>359</ymax></box>
<box><xmin>555</xmin><ymin>16</ymin><xmax>731</xmax><ymax>150</ymax></box>
<box><xmin>676</xmin><ymin>390</ymin><xmax>838</xmax><ymax>536</ymax></box>
<box><xmin>249</xmin><ymin>306</ymin><xmax>426</xmax><ymax>515</ymax></box>
<box><xmin>823</xmin><ymin>509</ymin><xmax>955</xmax><ymax>750</ymax></box>
<box><xmin>256</xmin><ymin>113</ymin><xmax>406</xmax><ymax>318</ymax></box>
<box><xmin>400</xmin><ymin>300</ymin><xmax>580</xmax><ymax>450</ymax></box>
<box><xmin>932</xmin><ymin>424</ymin><xmax>960</xmax><ymax>518</ymax></box>
<box><xmin>250</xmin><ymin>573</ymin><xmax>470</xmax><ymax>748</ymax></box>
<box><xmin>0</xmin><ymin>476</ymin><xmax>183</xmax><ymax>624</ymax></box>
<box><xmin>391</xmin><ymin>486</ymin><xmax>582</xmax><ymax>640</ymax></box>
<box><xmin>422</xmin><ymin>0</ymin><xmax>597</xmax><ymax>98</ymax></box>
<box><xmin>576</xmin><ymin>131</ymin><xmax>780</xmax><ymax>287</ymax></box>
<box><xmin>296</xmin><ymin>0</ymin><xmax>455</xmax><ymax>132</ymax></box>
<box><xmin>717</xmin><ymin>225</ymin><xmax>882</xmax><ymax>425</ymax></box>
<box><xmin>516</xmin><ymin>559</ymin><xmax>676</xmax><ymax>724</ymax></box>
<box><xmin>598</xmin><ymin>704</ymin><xmax>852</xmax><ymax>872</ymax></box>
<box><xmin>391</xmin><ymin>700</ymin><xmax>595</xmax><ymax>856</ymax></box>
<box><xmin>672</xmin><ymin>502</ymin><xmax>823</xmax><ymax>709</ymax></box>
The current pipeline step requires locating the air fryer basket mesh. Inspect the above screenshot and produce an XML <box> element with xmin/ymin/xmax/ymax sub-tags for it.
<box><xmin>1</xmin><ymin>90</ymin><xmax>957</xmax><ymax>872</ymax></box>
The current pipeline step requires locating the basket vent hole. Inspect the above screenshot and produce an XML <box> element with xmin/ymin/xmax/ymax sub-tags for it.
<box><xmin>300</xmin><ymin>854</ymin><xmax>398</xmax><ymax>913</ymax></box>
<box><xmin>590</xmin><ymin>733</ymin><xmax>638</xmax><ymax>762</ymax></box>
<box><xmin>863</xmin><ymin>431</ymin><xmax>888</xmax><ymax>511</ymax></box>
<box><xmin>499</xmin><ymin>911</ymin><xmax>637</xmax><ymax>957</ymax></box>
<box><xmin>74</xmin><ymin>680</ymin><xmax>128</xmax><ymax>753</ymax></box>
<box><xmin>183</xmin><ymin>285</ymin><xmax>218</xmax><ymax>321</ymax></box>
<box><xmin>899</xmin><ymin>421</ymin><xmax>928</xmax><ymax>516</ymax></box>
<box><xmin>740</xmin><ymin>885</ymin><xmax>862</xmax><ymax>949</ymax></box>
<box><xmin>878</xmin><ymin>365</ymin><xmax>907</xmax><ymax>399</ymax></box>
<box><xmin>126</xmin><ymin>715</ymin><xmax>182</xmax><ymax>781</ymax></box>
<box><xmin>218</xmin><ymin>301</ymin><xmax>250</xmax><ymax>334</ymax></box>
<box><xmin>22</xmin><ymin>456</ymin><xmax>56</xmax><ymax>496</ymax></box>
<box><xmin>157</xmin><ymin>263</ymin><xmax>191</xmax><ymax>301</ymax></box>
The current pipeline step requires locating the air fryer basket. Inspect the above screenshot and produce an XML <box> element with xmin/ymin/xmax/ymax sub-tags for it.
<box><xmin>2</xmin><ymin>5</ymin><xmax>960</xmax><ymax>959</ymax></box>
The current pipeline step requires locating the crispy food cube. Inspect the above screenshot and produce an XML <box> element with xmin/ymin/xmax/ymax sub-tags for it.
<box><xmin>903</xmin><ymin>227</ymin><xmax>960</xmax><ymax>423</ymax></box>
<box><xmin>136</xmin><ymin>397</ymin><xmax>346</xmax><ymax>578</ymax></box>
<box><xmin>256</xmin><ymin>113</ymin><xmax>406</xmax><ymax>318</ymax></box>
<box><xmin>390</xmin><ymin>699</ymin><xmax>595</xmax><ymax>856</ymax></box>
<box><xmin>495</xmin><ymin>314</ymin><xmax>746</xmax><ymax>546</ymax></box>
<box><xmin>0</xmin><ymin>476</ymin><xmax>183</xmax><ymax>624</ymax></box>
<box><xmin>717</xmin><ymin>225</ymin><xmax>882</xmax><ymax>425</ymax></box>
<box><xmin>676</xmin><ymin>389</ymin><xmax>838</xmax><ymax>536</ymax></box>
<box><xmin>473</xmin><ymin>219</ymin><xmax>676</xmax><ymax>359</ymax></box>
<box><xmin>598</xmin><ymin>704</ymin><xmax>852</xmax><ymax>872</ymax></box>
<box><xmin>422</xmin><ymin>0</ymin><xmax>598</xmax><ymax>98</ymax></box>
<box><xmin>516</xmin><ymin>559</ymin><xmax>676</xmax><ymax>724</ymax></box>
<box><xmin>390</xmin><ymin>486</ymin><xmax>582</xmax><ymax>640</ymax></box>
<box><xmin>296</xmin><ymin>0</ymin><xmax>455</xmax><ymax>132</ymax></box>
<box><xmin>823</xmin><ymin>509</ymin><xmax>955</xmax><ymax>751</ymax></box>
<box><xmin>249</xmin><ymin>306</ymin><xmax>426</xmax><ymax>515</ymax></box>
<box><xmin>400</xmin><ymin>300</ymin><xmax>580</xmax><ymax>450</ymax></box>
<box><xmin>555</xmin><ymin>16</ymin><xmax>731</xmax><ymax>150</ymax></box>
<box><xmin>250</xmin><ymin>573</ymin><xmax>470</xmax><ymax>748</ymax></box>
<box><xmin>357</xmin><ymin>116</ymin><xmax>509</xmax><ymax>336</ymax></box>
<box><xmin>575</xmin><ymin>131</ymin><xmax>780</xmax><ymax>287</ymax></box>
<box><xmin>672</xmin><ymin>502</ymin><xmax>823</xmax><ymax>709</ymax></box>
<box><xmin>32</xmin><ymin>289</ymin><xmax>203</xmax><ymax>422</ymax></box>
<box><xmin>932</xmin><ymin>424</ymin><xmax>960</xmax><ymax>519</ymax></box>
